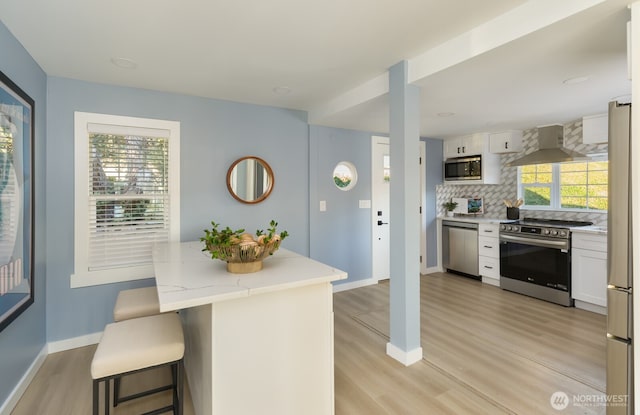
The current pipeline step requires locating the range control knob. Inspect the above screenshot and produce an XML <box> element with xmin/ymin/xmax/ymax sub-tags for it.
<box><xmin>500</xmin><ymin>225</ymin><xmax>506</xmax><ymax>231</ymax></box>
<box><xmin>542</xmin><ymin>229</ymin><xmax>550</xmax><ymax>235</ymax></box>
<box><xmin>559</xmin><ymin>230</ymin><xmax>567</xmax><ymax>237</ymax></box>
<box><xmin>551</xmin><ymin>230</ymin><xmax>559</xmax><ymax>236</ymax></box>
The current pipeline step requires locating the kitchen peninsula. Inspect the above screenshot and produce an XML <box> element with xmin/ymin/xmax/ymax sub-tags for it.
<box><xmin>153</xmin><ymin>241</ymin><xmax>347</xmax><ymax>415</ymax></box>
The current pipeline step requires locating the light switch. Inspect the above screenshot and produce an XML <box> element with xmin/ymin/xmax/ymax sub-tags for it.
<box><xmin>319</xmin><ymin>200</ymin><xmax>327</xmax><ymax>212</ymax></box>
<box><xmin>359</xmin><ymin>200</ymin><xmax>371</xmax><ymax>209</ymax></box>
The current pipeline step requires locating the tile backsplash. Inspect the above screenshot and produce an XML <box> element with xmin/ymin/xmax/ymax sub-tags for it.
<box><xmin>436</xmin><ymin>119</ymin><xmax>608</xmax><ymax>226</ymax></box>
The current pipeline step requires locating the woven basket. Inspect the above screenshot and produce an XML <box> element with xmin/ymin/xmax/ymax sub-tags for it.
<box><xmin>206</xmin><ymin>239</ymin><xmax>281</xmax><ymax>274</ymax></box>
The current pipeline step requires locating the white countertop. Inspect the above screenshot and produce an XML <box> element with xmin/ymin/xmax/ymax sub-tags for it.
<box><xmin>569</xmin><ymin>225</ymin><xmax>608</xmax><ymax>235</ymax></box>
<box><xmin>439</xmin><ymin>216</ymin><xmax>608</xmax><ymax>234</ymax></box>
<box><xmin>438</xmin><ymin>215</ymin><xmax>504</xmax><ymax>224</ymax></box>
<box><xmin>152</xmin><ymin>241</ymin><xmax>348</xmax><ymax>312</ymax></box>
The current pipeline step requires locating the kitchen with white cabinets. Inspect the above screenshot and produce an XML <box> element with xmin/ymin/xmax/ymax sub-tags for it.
<box><xmin>436</xmin><ymin>118</ymin><xmax>610</xmax><ymax>314</ymax></box>
<box><xmin>438</xmin><ymin>215</ymin><xmax>609</xmax><ymax>310</ymax></box>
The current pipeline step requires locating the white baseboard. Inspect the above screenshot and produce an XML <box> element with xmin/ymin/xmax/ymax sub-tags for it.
<box><xmin>0</xmin><ymin>345</ymin><xmax>47</xmax><ymax>415</ymax></box>
<box><xmin>423</xmin><ymin>266</ymin><xmax>439</xmax><ymax>275</ymax></box>
<box><xmin>574</xmin><ymin>300</ymin><xmax>607</xmax><ymax>315</ymax></box>
<box><xmin>47</xmin><ymin>331</ymin><xmax>102</xmax><ymax>354</ymax></box>
<box><xmin>386</xmin><ymin>342</ymin><xmax>423</xmax><ymax>366</ymax></box>
<box><xmin>332</xmin><ymin>278</ymin><xmax>377</xmax><ymax>293</ymax></box>
<box><xmin>1</xmin><ymin>331</ymin><xmax>104</xmax><ymax>414</ymax></box>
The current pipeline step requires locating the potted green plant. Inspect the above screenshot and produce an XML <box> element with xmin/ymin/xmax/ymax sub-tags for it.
<box><xmin>443</xmin><ymin>201</ymin><xmax>458</xmax><ymax>217</ymax></box>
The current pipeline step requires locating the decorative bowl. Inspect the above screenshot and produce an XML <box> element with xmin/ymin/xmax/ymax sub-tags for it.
<box><xmin>205</xmin><ymin>237</ymin><xmax>282</xmax><ymax>273</ymax></box>
<box><xmin>201</xmin><ymin>220</ymin><xmax>288</xmax><ymax>274</ymax></box>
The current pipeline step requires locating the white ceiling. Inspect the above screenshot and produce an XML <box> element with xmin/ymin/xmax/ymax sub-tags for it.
<box><xmin>0</xmin><ymin>0</ymin><xmax>632</xmax><ymax>139</ymax></box>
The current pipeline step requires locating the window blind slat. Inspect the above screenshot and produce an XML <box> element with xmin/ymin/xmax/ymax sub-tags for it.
<box><xmin>87</xmin><ymin>132</ymin><xmax>171</xmax><ymax>270</ymax></box>
<box><xmin>87</xmin><ymin>123</ymin><xmax>170</xmax><ymax>138</ymax></box>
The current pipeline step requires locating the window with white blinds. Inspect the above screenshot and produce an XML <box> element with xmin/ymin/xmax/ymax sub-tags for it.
<box><xmin>72</xmin><ymin>112</ymin><xmax>180</xmax><ymax>287</ymax></box>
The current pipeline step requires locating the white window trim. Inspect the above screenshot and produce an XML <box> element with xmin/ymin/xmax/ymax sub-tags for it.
<box><xmin>71</xmin><ymin>112</ymin><xmax>180</xmax><ymax>288</ymax></box>
<box><xmin>517</xmin><ymin>162</ymin><xmax>607</xmax><ymax>213</ymax></box>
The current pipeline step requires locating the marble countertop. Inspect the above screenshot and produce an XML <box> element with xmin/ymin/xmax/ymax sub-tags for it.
<box><xmin>439</xmin><ymin>216</ymin><xmax>607</xmax><ymax>234</ymax></box>
<box><xmin>569</xmin><ymin>225</ymin><xmax>608</xmax><ymax>235</ymax></box>
<box><xmin>152</xmin><ymin>241</ymin><xmax>347</xmax><ymax>312</ymax></box>
<box><xmin>438</xmin><ymin>216</ymin><xmax>504</xmax><ymax>224</ymax></box>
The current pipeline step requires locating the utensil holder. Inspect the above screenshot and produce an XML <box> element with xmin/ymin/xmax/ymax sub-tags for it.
<box><xmin>506</xmin><ymin>207</ymin><xmax>520</xmax><ymax>220</ymax></box>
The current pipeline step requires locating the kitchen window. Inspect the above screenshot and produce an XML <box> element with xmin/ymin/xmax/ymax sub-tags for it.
<box><xmin>517</xmin><ymin>158</ymin><xmax>608</xmax><ymax>211</ymax></box>
<box><xmin>71</xmin><ymin>112</ymin><xmax>180</xmax><ymax>287</ymax></box>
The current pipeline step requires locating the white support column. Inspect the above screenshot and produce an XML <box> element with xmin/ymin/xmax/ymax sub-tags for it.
<box><xmin>386</xmin><ymin>60</ymin><xmax>422</xmax><ymax>366</ymax></box>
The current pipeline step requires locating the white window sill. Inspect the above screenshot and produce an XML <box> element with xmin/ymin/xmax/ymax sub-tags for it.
<box><xmin>70</xmin><ymin>264</ymin><xmax>155</xmax><ymax>288</ymax></box>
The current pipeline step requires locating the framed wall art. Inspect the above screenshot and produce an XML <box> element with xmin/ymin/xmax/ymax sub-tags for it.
<box><xmin>0</xmin><ymin>70</ymin><xmax>34</xmax><ymax>333</ymax></box>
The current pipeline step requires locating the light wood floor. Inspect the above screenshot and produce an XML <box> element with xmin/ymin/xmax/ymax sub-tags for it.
<box><xmin>12</xmin><ymin>272</ymin><xmax>606</xmax><ymax>414</ymax></box>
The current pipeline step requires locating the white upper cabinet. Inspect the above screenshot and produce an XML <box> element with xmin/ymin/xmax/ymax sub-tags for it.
<box><xmin>582</xmin><ymin>113</ymin><xmax>608</xmax><ymax>144</ymax></box>
<box><xmin>443</xmin><ymin>134</ymin><xmax>484</xmax><ymax>159</ymax></box>
<box><xmin>489</xmin><ymin>130</ymin><xmax>523</xmax><ymax>154</ymax></box>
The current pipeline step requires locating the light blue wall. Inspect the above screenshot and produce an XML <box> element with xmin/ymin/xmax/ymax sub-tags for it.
<box><xmin>45</xmin><ymin>77</ymin><xmax>309</xmax><ymax>342</ymax></box>
<box><xmin>0</xmin><ymin>22</ymin><xmax>47</xmax><ymax>406</ymax></box>
<box><xmin>0</xmin><ymin>17</ymin><xmax>443</xmax><ymax>407</ymax></box>
<box><xmin>309</xmin><ymin>125</ymin><xmax>372</xmax><ymax>284</ymax></box>
<box><xmin>422</xmin><ymin>137</ymin><xmax>443</xmax><ymax>268</ymax></box>
<box><xmin>308</xmin><ymin>126</ymin><xmax>442</xmax><ymax>283</ymax></box>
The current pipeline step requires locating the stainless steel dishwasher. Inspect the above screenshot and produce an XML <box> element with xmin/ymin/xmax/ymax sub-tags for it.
<box><xmin>442</xmin><ymin>220</ymin><xmax>479</xmax><ymax>278</ymax></box>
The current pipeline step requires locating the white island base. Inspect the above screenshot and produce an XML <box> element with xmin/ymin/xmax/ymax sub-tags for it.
<box><xmin>153</xmin><ymin>242</ymin><xmax>347</xmax><ymax>415</ymax></box>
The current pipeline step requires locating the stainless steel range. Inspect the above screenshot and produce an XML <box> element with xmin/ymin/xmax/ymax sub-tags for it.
<box><xmin>499</xmin><ymin>218</ymin><xmax>592</xmax><ymax>306</ymax></box>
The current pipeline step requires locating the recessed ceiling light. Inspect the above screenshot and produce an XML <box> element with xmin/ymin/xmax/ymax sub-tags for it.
<box><xmin>272</xmin><ymin>86</ymin><xmax>292</xmax><ymax>96</ymax></box>
<box><xmin>436</xmin><ymin>112</ymin><xmax>455</xmax><ymax>117</ymax></box>
<box><xmin>562</xmin><ymin>76</ymin><xmax>589</xmax><ymax>85</ymax></box>
<box><xmin>110</xmin><ymin>57</ymin><xmax>138</xmax><ymax>69</ymax></box>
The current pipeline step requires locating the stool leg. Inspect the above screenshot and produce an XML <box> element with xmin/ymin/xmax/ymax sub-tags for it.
<box><xmin>105</xmin><ymin>379</ymin><xmax>110</xmax><ymax>415</ymax></box>
<box><xmin>114</xmin><ymin>376</ymin><xmax>120</xmax><ymax>407</ymax></box>
<box><xmin>178</xmin><ymin>360</ymin><xmax>184</xmax><ymax>415</ymax></box>
<box><xmin>93</xmin><ymin>379</ymin><xmax>99</xmax><ymax>415</ymax></box>
<box><xmin>171</xmin><ymin>363</ymin><xmax>178</xmax><ymax>413</ymax></box>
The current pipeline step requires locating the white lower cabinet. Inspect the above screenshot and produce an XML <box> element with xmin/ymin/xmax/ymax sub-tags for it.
<box><xmin>571</xmin><ymin>232</ymin><xmax>607</xmax><ymax>314</ymax></box>
<box><xmin>478</xmin><ymin>224</ymin><xmax>500</xmax><ymax>286</ymax></box>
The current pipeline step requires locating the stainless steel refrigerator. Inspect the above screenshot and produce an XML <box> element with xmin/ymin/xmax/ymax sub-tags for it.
<box><xmin>607</xmin><ymin>100</ymin><xmax>633</xmax><ymax>415</ymax></box>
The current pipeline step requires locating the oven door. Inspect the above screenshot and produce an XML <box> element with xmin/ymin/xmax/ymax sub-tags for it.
<box><xmin>499</xmin><ymin>234</ymin><xmax>571</xmax><ymax>291</ymax></box>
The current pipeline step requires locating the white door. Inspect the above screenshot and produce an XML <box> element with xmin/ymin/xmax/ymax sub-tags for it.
<box><xmin>372</xmin><ymin>136</ymin><xmax>390</xmax><ymax>281</ymax></box>
<box><xmin>372</xmin><ymin>137</ymin><xmax>426</xmax><ymax>281</ymax></box>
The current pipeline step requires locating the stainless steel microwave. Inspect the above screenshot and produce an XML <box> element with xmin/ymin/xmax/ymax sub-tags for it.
<box><xmin>444</xmin><ymin>156</ymin><xmax>482</xmax><ymax>181</ymax></box>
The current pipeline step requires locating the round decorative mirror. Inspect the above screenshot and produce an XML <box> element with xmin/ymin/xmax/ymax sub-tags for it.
<box><xmin>226</xmin><ymin>156</ymin><xmax>274</xmax><ymax>204</ymax></box>
<box><xmin>333</xmin><ymin>161</ymin><xmax>358</xmax><ymax>191</ymax></box>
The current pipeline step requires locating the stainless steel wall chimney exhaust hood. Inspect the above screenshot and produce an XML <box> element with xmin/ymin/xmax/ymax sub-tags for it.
<box><xmin>506</xmin><ymin>125</ymin><xmax>589</xmax><ymax>167</ymax></box>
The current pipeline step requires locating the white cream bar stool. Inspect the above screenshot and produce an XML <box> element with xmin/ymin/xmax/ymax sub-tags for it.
<box><xmin>113</xmin><ymin>286</ymin><xmax>162</xmax><ymax>322</ymax></box>
<box><xmin>91</xmin><ymin>312</ymin><xmax>185</xmax><ymax>415</ymax></box>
